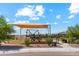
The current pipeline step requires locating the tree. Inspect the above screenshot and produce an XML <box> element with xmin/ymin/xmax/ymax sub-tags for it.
<box><xmin>0</xmin><ymin>16</ymin><xmax>15</xmax><ymax>44</ymax></box>
<box><xmin>66</xmin><ymin>24</ymin><xmax>79</xmax><ymax>43</ymax></box>
<box><xmin>66</xmin><ymin>27</ymin><xmax>74</xmax><ymax>43</ymax></box>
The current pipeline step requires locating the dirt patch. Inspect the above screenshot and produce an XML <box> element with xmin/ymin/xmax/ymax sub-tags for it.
<box><xmin>70</xmin><ymin>44</ymin><xmax>79</xmax><ymax>48</ymax></box>
<box><xmin>27</xmin><ymin>44</ymin><xmax>63</xmax><ymax>48</ymax></box>
<box><xmin>1</xmin><ymin>44</ymin><xmax>62</xmax><ymax>48</ymax></box>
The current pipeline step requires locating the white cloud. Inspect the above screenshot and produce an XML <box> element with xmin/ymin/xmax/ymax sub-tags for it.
<box><xmin>69</xmin><ymin>3</ymin><xmax>79</xmax><ymax>14</ymax></box>
<box><xmin>49</xmin><ymin>9</ymin><xmax>53</xmax><ymax>12</ymax></box>
<box><xmin>56</xmin><ymin>15</ymin><xmax>61</xmax><ymax>19</ymax></box>
<box><xmin>62</xmin><ymin>21</ymin><xmax>69</xmax><ymax>24</ymax></box>
<box><xmin>26</xmin><ymin>20</ymin><xmax>30</xmax><ymax>23</ymax></box>
<box><xmin>11</xmin><ymin>20</ymin><xmax>30</xmax><ymax>24</ymax></box>
<box><xmin>6</xmin><ymin>18</ymin><xmax>10</xmax><ymax>22</ymax></box>
<box><xmin>46</xmin><ymin>22</ymin><xmax>50</xmax><ymax>24</ymax></box>
<box><xmin>29</xmin><ymin>17</ymin><xmax>39</xmax><ymax>20</ymax></box>
<box><xmin>53</xmin><ymin>22</ymin><xmax>58</xmax><ymax>25</ymax></box>
<box><xmin>15</xmin><ymin>20</ymin><xmax>26</xmax><ymax>24</ymax></box>
<box><xmin>35</xmin><ymin>5</ymin><xmax>44</xmax><ymax>16</ymax></box>
<box><xmin>15</xmin><ymin>5</ymin><xmax>45</xmax><ymax>20</ymax></box>
<box><xmin>68</xmin><ymin>14</ymin><xmax>75</xmax><ymax>19</ymax></box>
<box><xmin>27</xmin><ymin>5</ymin><xmax>34</xmax><ymax>9</ymax></box>
<box><xmin>15</xmin><ymin>7</ymin><xmax>34</xmax><ymax>17</ymax></box>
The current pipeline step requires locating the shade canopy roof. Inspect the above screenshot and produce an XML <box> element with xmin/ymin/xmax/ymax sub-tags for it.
<box><xmin>15</xmin><ymin>24</ymin><xmax>48</xmax><ymax>28</ymax></box>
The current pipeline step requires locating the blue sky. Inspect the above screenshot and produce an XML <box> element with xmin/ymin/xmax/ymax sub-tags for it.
<box><xmin>0</xmin><ymin>3</ymin><xmax>79</xmax><ymax>35</ymax></box>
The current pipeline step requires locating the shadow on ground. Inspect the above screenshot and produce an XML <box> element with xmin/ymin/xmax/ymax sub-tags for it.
<box><xmin>0</xmin><ymin>45</ymin><xmax>25</xmax><ymax>51</ymax></box>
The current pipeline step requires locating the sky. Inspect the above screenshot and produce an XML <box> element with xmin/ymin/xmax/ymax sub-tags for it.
<box><xmin>0</xmin><ymin>3</ymin><xmax>79</xmax><ymax>35</ymax></box>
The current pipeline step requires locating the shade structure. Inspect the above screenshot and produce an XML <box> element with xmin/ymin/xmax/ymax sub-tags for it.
<box><xmin>15</xmin><ymin>24</ymin><xmax>48</xmax><ymax>28</ymax></box>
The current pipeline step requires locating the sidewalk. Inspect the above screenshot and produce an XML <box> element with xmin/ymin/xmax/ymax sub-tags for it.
<box><xmin>0</xmin><ymin>43</ymin><xmax>79</xmax><ymax>55</ymax></box>
<box><xmin>0</xmin><ymin>47</ymin><xmax>79</xmax><ymax>55</ymax></box>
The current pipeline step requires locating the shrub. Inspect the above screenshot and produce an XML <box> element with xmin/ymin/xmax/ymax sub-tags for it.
<box><xmin>62</xmin><ymin>39</ymin><xmax>67</xmax><ymax>43</ymax></box>
<box><xmin>24</xmin><ymin>38</ymin><xmax>32</xmax><ymax>46</ymax></box>
<box><xmin>74</xmin><ymin>39</ymin><xmax>79</xmax><ymax>44</ymax></box>
<box><xmin>46</xmin><ymin>37</ymin><xmax>53</xmax><ymax>46</ymax></box>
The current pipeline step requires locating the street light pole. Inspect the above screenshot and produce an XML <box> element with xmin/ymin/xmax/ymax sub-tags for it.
<box><xmin>20</xmin><ymin>28</ymin><xmax>22</xmax><ymax>39</ymax></box>
<box><xmin>48</xmin><ymin>24</ymin><xmax>51</xmax><ymax>35</ymax></box>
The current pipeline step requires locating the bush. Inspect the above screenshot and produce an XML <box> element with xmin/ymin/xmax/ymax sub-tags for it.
<box><xmin>62</xmin><ymin>39</ymin><xmax>67</xmax><ymax>43</ymax></box>
<box><xmin>24</xmin><ymin>38</ymin><xmax>32</xmax><ymax>46</ymax></box>
<box><xmin>46</xmin><ymin>37</ymin><xmax>53</xmax><ymax>46</ymax></box>
<box><xmin>74</xmin><ymin>39</ymin><xmax>79</xmax><ymax>44</ymax></box>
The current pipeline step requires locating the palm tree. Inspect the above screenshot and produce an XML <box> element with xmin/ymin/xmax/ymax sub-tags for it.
<box><xmin>66</xmin><ymin>24</ymin><xmax>79</xmax><ymax>44</ymax></box>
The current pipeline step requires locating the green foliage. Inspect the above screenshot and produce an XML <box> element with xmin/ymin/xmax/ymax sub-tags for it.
<box><xmin>66</xmin><ymin>24</ymin><xmax>79</xmax><ymax>43</ymax></box>
<box><xmin>30</xmin><ymin>34</ymin><xmax>42</xmax><ymax>42</ymax></box>
<box><xmin>46</xmin><ymin>36</ymin><xmax>53</xmax><ymax>46</ymax></box>
<box><xmin>0</xmin><ymin>16</ymin><xmax>15</xmax><ymax>42</ymax></box>
<box><xmin>25</xmin><ymin>38</ymin><xmax>32</xmax><ymax>46</ymax></box>
<box><xmin>74</xmin><ymin>39</ymin><xmax>79</xmax><ymax>44</ymax></box>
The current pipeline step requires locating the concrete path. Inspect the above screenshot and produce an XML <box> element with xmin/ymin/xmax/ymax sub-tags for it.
<box><xmin>0</xmin><ymin>43</ymin><xmax>79</xmax><ymax>55</ymax></box>
<box><xmin>2</xmin><ymin>52</ymin><xmax>79</xmax><ymax>56</ymax></box>
<box><xmin>0</xmin><ymin>47</ymin><xmax>79</xmax><ymax>55</ymax></box>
